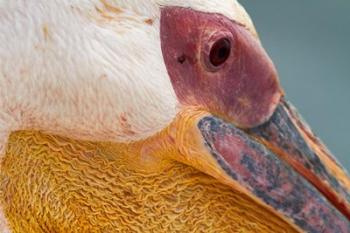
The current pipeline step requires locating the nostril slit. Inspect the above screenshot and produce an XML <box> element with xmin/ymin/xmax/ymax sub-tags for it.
<box><xmin>177</xmin><ymin>54</ymin><xmax>186</xmax><ymax>64</ymax></box>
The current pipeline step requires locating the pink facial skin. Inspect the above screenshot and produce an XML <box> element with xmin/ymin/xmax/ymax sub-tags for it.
<box><xmin>160</xmin><ymin>7</ymin><xmax>282</xmax><ymax>128</ymax></box>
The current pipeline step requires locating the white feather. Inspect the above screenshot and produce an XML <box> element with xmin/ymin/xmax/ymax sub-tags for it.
<box><xmin>0</xmin><ymin>0</ymin><xmax>178</xmax><ymax>143</ymax></box>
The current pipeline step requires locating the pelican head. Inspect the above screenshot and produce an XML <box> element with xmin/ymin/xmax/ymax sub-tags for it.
<box><xmin>0</xmin><ymin>0</ymin><xmax>349</xmax><ymax>232</ymax></box>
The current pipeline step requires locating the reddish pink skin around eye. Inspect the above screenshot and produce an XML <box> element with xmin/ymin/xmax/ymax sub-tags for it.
<box><xmin>160</xmin><ymin>7</ymin><xmax>282</xmax><ymax>128</ymax></box>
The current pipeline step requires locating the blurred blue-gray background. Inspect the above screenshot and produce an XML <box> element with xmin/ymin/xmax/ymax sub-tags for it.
<box><xmin>240</xmin><ymin>0</ymin><xmax>350</xmax><ymax>170</ymax></box>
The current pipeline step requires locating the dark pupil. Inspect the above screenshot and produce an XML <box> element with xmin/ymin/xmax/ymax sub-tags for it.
<box><xmin>209</xmin><ymin>38</ymin><xmax>231</xmax><ymax>67</ymax></box>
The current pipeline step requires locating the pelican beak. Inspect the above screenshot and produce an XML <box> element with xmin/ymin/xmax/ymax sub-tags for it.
<box><xmin>162</xmin><ymin>100</ymin><xmax>350</xmax><ymax>233</ymax></box>
<box><xmin>158</xmin><ymin>7</ymin><xmax>350</xmax><ymax>232</ymax></box>
<box><xmin>249</xmin><ymin>99</ymin><xmax>350</xmax><ymax>221</ymax></box>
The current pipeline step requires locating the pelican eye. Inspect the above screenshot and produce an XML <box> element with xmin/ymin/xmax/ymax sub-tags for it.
<box><xmin>209</xmin><ymin>38</ymin><xmax>231</xmax><ymax>67</ymax></box>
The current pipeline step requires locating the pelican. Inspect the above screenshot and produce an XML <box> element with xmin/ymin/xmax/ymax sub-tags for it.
<box><xmin>0</xmin><ymin>0</ymin><xmax>349</xmax><ymax>232</ymax></box>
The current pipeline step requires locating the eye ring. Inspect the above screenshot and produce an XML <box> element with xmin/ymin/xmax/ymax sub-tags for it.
<box><xmin>209</xmin><ymin>38</ymin><xmax>231</xmax><ymax>67</ymax></box>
